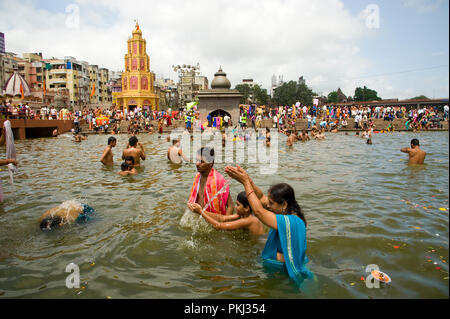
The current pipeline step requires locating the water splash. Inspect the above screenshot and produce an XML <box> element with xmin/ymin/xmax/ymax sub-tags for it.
<box><xmin>200</xmin><ymin>180</ymin><xmax>230</xmax><ymax>217</ymax></box>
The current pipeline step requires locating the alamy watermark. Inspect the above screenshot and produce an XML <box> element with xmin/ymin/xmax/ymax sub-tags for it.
<box><xmin>169</xmin><ymin>128</ymin><xmax>279</xmax><ymax>174</ymax></box>
<box><xmin>65</xmin><ymin>262</ymin><xmax>80</xmax><ymax>288</ymax></box>
<box><xmin>65</xmin><ymin>4</ymin><xmax>80</xmax><ymax>29</ymax></box>
<box><xmin>363</xmin><ymin>4</ymin><xmax>380</xmax><ymax>29</ymax></box>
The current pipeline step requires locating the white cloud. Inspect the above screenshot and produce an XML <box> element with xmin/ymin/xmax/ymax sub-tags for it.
<box><xmin>0</xmin><ymin>0</ymin><xmax>447</xmax><ymax>100</ymax></box>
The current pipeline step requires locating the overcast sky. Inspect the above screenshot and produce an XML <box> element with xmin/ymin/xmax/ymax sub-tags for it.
<box><xmin>0</xmin><ymin>0</ymin><xmax>448</xmax><ymax>99</ymax></box>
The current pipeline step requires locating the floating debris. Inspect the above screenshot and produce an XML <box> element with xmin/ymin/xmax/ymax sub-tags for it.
<box><xmin>372</xmin><ymin>270</ymin><xmax>392</xmax><ymax>283</ymax></box>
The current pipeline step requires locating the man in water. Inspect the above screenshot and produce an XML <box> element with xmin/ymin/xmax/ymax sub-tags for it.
<box><xmin>167</xmin><ymin>138</ymin><xmax>189</xmax><ymax>164</ymax></box>
<box><xmin>123</xmin><ymin>136</ymin><xmax>146</xmax><ymax>167</ymax></box>
<box><xmin>52</xmin><ymin>128</ymin><xmax>58</xmax><ymax>137</ymax></box>
<box><xmin>286</xmin><ymin>131</ymin><xmax>296</xmax><ymax>147</ymax></box>
<box><xmin>299</xmin><ymin>130</ymin><xmax>310</xmax><ymax>142</ymax></box>
<box><xmin>187</xmin><ymin>147</ymin><xmax>234</xmax><ymax>215</ymax></box>
<box><xmin>100</xmin><ymin>136</ymin><xmax>117</xmax><ymax>166</ymax></box>
<box><xmin>39</xmin><ymin>201</ymin><xmax>95</xmax><ymax>230</ymax></box>
<box><xmin>401</xmin><ymin>138</ymin><xmax>426</xmax><ymax>165</ymax></box>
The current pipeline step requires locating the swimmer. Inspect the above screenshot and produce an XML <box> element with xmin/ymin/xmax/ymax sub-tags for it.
<box><xmin>286</xmin><ymin>131</ymin><xmax>296</xmax><ymax>147</ymax></box>
<box><xmin>118</xmin><ymin>162</ymin><xmax>137</xmax><ymax>176</ymax></box>
<box><xmin>299</xmin><ymin>130</ymin><xmax>310</xmax><ymax>142</ymax></box>
<box><xmin>39</xmin><ymin>201</ymin><xmax>95</xmax><ymax>230</ymax></box>
<box><xmin>52</xmin><ymin>128</ymin><xmax>58</xmax><ymax>137</ymax></box>
<box><xmin>314</xmin><ymin>130</ymin><xmax>325</xmax><ymax>140</ymax></box>
<box><xmin>123</xmin><ymin>136</ymin><xmax>146</xmax><ymax>167</ymax></box>
<box><xmin>401</xmin><ymin>138</ymin><xmax>426</xmax><ymax>165</ymax></box>
<box><xmin>124</xmin><ymin>155</ymin><xmax>136</xmax><ymax>169</ymax></box>
<box><xmin>266</xmin><ymin>136</ymin><xmax>271</xmax><ymax>147</ymax></box>
<box><xmin>367</xmin><ymin>138</ymin><xmax>372</xmax><ymax>145</ymax></box>
<box><xmin>167</xmin><ymin>138</ymin><xmax>189</xmax><ymax>164</ymax></box>
<box><xmin>100</xmin><ymin>136</ymin><xmax>117</xmax><ymax>166</ymax></box>
<box><xmin>81</xmin><ymin>133</ymin><xmax>88</xmax><ymax>140</ymax></box>
<box><xmin>73</xmin><ymin>133</ymin><xmax>81</xmax><ymax>143</ymax></box>
<box><xmin>188</xmin><ymin>191</ymin><xmax>265</xmax><ymax>235</ymax></box>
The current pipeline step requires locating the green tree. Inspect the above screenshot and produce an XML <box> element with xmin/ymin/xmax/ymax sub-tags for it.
<box><xmin>296</xmin><ymin>83</ymin><xmax>316</xmax><ymax>105</ymax></box>
<box><xmin>252</xmin><ymin>84</ymin><xmax>269</xmax><ymax>105</ymax></box>
<box><xmin>410</xmin><ymin>95</ymin><xmax>429</xmax><ymax>100</ymax></box>
<box><xmin>353</xmin><ymin>86</ymin><xmax>382</xmax><ymax>101</ymax></box>
<box><xmin>234</xmin><ymin>84</ymin><xmax>252</xmax><ymax>104</ymax></box>
<box><xmin>327</xmin><ymin>91</ymin><xmax>338</xmax><ymax>103</ymax></box>
<box><xmin>273</xmin><ymin>81</ymin><xmax>316</xmax><ymax>106</ymax></box>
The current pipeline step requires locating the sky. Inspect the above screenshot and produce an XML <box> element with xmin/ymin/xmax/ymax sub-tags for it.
<box><xmin>0</xmin><ymin>0</ymin><xmax>448</xmax><ymax>99</ymax></box>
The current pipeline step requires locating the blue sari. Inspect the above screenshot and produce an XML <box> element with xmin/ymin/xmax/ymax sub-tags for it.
<box><xmin>262</xmin><ymin>214</ymin><xmax>313</xmax><ymax>286</ymax></box>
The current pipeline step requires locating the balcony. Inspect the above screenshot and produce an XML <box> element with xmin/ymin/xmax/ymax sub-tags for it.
<box><xmin>50</xmin><ymin>68</ymin><xmax>67</xmax><ymax>74</ymax></box>
<box><xmin>48</xmin><ymin>78</ymin><xmax>67</xmax><ymax>84</ymax></box>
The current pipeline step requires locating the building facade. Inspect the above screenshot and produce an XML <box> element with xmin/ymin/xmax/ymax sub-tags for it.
<box><xmin>116</xmin><ymin>22</ymin><xmax>159</xmax><ymax>111</ymax></box>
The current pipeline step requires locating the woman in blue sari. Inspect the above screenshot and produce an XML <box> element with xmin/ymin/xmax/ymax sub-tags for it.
<box><xmin>225</xmin><ymin>165</ymin><xmax>313</xmax><ymax>286</ymax></box>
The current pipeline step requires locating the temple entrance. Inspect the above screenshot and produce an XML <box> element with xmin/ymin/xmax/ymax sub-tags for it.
<box><xmin>208</xmin><ymin>109</ymin><xmax>232</xmax><ymax>127</ymax></box>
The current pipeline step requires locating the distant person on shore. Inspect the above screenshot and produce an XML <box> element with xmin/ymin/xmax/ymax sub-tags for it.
<box><xmin>39</xmin><ymin>200</ymin><xmax>95</xmax><ymax>230</ymax></box>
<box><xmin>100</xmin><ymin>136</ymin><xmax>117</xmax><ymax>166</ymax></box>
<box><xmin>188</xmin><ymin>191</ymin><xmax>265</xmax><ymax>235</ymax></box>
<box><xmin>123</xmin><ymin>136</ymin><xmax>146</xmax><ymax>167</ymax></box>
<box><xmin>167</xmin><ymin>138</ymin><xmax>189</xmax><ymax>164</ymax></box>
<box><xmin>401</xmin><ymin>138</ymin><xmax>426</xmax><ymax>165</ymax></box>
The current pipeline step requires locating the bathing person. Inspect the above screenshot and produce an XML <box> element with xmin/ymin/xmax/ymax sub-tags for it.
<box><xmin>225</xmin><ymin>165</ymin><xmax>313</xmax><ymax>285</ymax></box>
<box><xmin>124</xmin><ymin>155</ymin><xmax>136</xmax><ymax>169</ymax></box>
<box><xmin>187</xmin><ymin>147</ymin><xmax>234</xmax><ymax>215</ymax></box>
<box><xmin>123</xmin><ymin>136</ymin><xmax>146</xmax><ymax>167</ymax></box>
<box><xmin>39</xmin><ymin>201</ymin><xmax>95</xmax><ymax>230</ymax></box>
<box><xmin>188</xmin><ymin>191</ymin><xmax>265</xmax><ymax>235</ymax></box>
<box><xmin>286</xmin><ymin>131</ymin><xmax>296</xmax><ymax>147</ymax></box>
<box><xmin>73</xmin><ymin>133</ymin><xmax>82</xmax><ymax>143</ymax></box>
<box><xmin>266</xmin><ymin>136</ymin><xmax>271</xmax><ymax>147</ymax></box>
<box><xmin>299</xmin><ymin>130</ymin><xmax>310</xmax><ymax>142</ymax></box>
<box><xmin>167</xmin><ymin>138</ymin><xmax>189</xmax><ymax>164</ymax></box>
<box><xmin>100</xmin><ymin>136</ymin><xmax>117</xmax><ymax>166</ymax></box>
<box><xmin>52</xmin><ymin>128</ymin><xmax>58</xmax><ymax>137</ymax></box>
<box><xmin>118</xmin><ymin>162</ymin><xmax>137</xmax><ymax>176</ymax></box>
<box><xmin>401</xmin><ymin>138</ymin><xmax>426</xmax><ymax>165</ymax></box>
<box><xmin>367</xmin><ymin>138</ymin><xmax>372</xmax><ymax>145</ymax></box>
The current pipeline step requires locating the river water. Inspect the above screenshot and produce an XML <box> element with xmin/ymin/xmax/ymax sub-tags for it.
<box><xmin>0</xmin><ymin>131</ymin><xmax>448</xmax><ymax>298</ymax></box>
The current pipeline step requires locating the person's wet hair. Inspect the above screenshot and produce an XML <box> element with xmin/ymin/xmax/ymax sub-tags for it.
<box><xmin>121</xmin><ymin>162</ymin><xmax>129</xmax><ymax>171</ymax></box>
<box><xmin>172</xmin><ymin>138</ymin><xmax>179</xmax><ymax>145</ymax></box>
<box><xmin>237</xmin><ymin>191</ymin><xmax>251</xmax><ymax>211</ymax></box>
<box><xmin>108</xmin><ymin>136</ymin><xmax>116</xmax><ymax>145</ymax></box>
<box><xmin>40</xmin><ymin>216</ymin><xmax>63</xmax><ymax>231</ymax></box>
<box><xmin>129</xmin><ymin>136</ymin><xmax>138</xmax><ymax>147</ymax></box>
<box><xmin>198</xmin><ymin>147</ymin><xmax>215</xmax><ymax>164</ymax></box>
<box><xmin>411</xmin><ymin>138</ymin><xmax>420</xmax><ymax>146</ymax></box>
<box><xmin>125</xmin><ymin>156</ymin><xmax>135</xmax><ymax>164</ymax></box>
<box><xmin>268</xmin><ymin>183</ymin><xmax>307</xmax><ymax>227</ymax></box>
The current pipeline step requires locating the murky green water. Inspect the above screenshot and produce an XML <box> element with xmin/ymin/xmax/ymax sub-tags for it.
<box><xmin>0</xmin><ymin>131</ymin><xmax>448</xmax><ymax>298</ymax></box>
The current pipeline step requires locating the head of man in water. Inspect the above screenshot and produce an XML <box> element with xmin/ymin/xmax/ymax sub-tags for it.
<box><xmin>172</xmin><ymin>138</ymin><xmax>180</xmax><ymax>146</ymax></box>
<box><xmin>196</xmin><ymin>147</ymin><xmax>214</xmax><ymax>174</ymax></box>
<box><xmin>129</xmin><ymin>136</ymin><xmax>138</xmax><ymax>147</ymax></box>
<box><xmin>40</xmin><ymin>216</ymin><xmax>63</xmax><ymax>231</ymax></box>
<box><xmin>411</xmin><ymin>138</ymin><xmax>420</xmax><ymax>148</ymax></box>
<box><xmin>108</xmin><ymin>136</ymin><xmax>117</xmax><ymax>146</ymax></box>
<box><xmin>125</xmin><ymin>156</ymin><xmax>135</xmax><ymax>167</ymax></box>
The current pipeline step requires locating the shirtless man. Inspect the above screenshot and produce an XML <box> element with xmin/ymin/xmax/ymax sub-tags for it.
<box><xmin>122</xmin><ymin>136</ymin><xmax>146</xmax><ymax>167</ymax></box>
<box><xmin>188</xmin><ymin>147</ymin><xmax>234</xmax><ymax>215</ymax></box>
<box><xmin>299</xmin><ymin>130</ymin><xmax>310</xmax><ymax>142</ymax></box>
<box><xmin>315</xmin><ymin>129</ymin><xmax>326</xmax><ymax>140</ymax></box>
<box><xmin>100</xmin><ymin>136</ymin><xmax>117</xmax><ymax>166</ymax></box>
<box><xmin>286</xmin><ymin>131</ymin><xmax>296</xmax><ymax>147</ymax></box>
<box><xmin>52</xmin><ymin>128</ymin><xmax>58</xmax><ymax>137</ymax></box>
<box><xmin>73</xmin><ymin>134</ymin><xmax>82</xmax><ymax>143</ymax></box>
<box><xmin>401</xmin><ymin>138</ymin><xmax>426</xmax><ymax>165</ymax></box>
<box><xmin>167</xmin><ymin>138</ymin><xmax>189</xmax><ymax>164</ymax></box>
<box><xmin>39</xmin><ymin>201</ymin><xmax>95</xmax><ymax>230</ymax></box>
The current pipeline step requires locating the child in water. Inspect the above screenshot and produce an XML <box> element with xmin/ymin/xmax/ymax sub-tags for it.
<box><xmin>118</xmin><ymin>162</ymin><xmax>137</xmax><ymax>176</ymax></box>
<box><xmin>39</xmin><ymin>200</ymin><xmax>95</xmax><ymax>230</ymax></box>
<box><xmin>188</xmin><ymin>191</ymin><xmax>265</xmax><ymax>235</ymax></box>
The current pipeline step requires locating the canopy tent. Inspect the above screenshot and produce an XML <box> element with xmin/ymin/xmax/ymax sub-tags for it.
<box><xmin>3</xmin><ymin>71</ymin><xmax>31</xmax><ymax>97</ymax></box>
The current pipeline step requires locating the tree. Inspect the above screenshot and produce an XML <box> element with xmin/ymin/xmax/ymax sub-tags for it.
<box><xmin>273</xmin><ymin>81</ymin><xmax>298</xmax><ymax>106</ymax></box>
<box><xmin>252</xmin><ymin>84</ymin><xmax>269</xmax><ymax>105</ymax></box>
<box><xmin>296</xmin><ymin>83</ymin><xmax>316</xmax><ymax>105</ymax></box>
<box><xmin>354</xmin><ymin>86</ymin><xmax>382</xmax><ymax>101</ymax></box>
<box><xmin>234</xmin><ymin>84</ymin><xmax>252</xmax><ymax>104</ymax></box>
<box><xmin>327</xmin><ymin>91</ymin><xmax>338</xmax><ymax>103</ymax></box>
<box><xmin>410</xmin><ymin>95</ymin><xmax>429</xmax><ymax>100</ymax></box>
